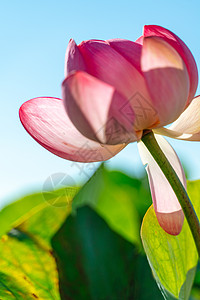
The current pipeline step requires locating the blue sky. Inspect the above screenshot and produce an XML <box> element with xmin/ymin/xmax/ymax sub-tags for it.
<box><xmin>1</xmin><ymin>0</ymin><xmax>200</xmax><ymax>206</ymax></box>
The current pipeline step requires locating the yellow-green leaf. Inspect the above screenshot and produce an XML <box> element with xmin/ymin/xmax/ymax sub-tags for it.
<box><xmin>0</xmin><ymin>186</ymin><xmax>78</xmax><ymax>299</ymax></box>
<box><xmin>0</xmin><ymin>187</ymin><xmax>78</xmax><ymax>238</ymax></box>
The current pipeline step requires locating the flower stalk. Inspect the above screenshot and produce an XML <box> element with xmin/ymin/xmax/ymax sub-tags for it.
<box><xmin>141</xmin><ymin>131</ymin><xmax>200</xmax><ymax>256</ymax></box>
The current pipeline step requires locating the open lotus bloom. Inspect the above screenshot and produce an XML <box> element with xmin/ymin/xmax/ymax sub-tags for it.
<box><xmin>20</xmin><ymin>25</ymin><xmax>199</xmax><ymax>236</ymax></box>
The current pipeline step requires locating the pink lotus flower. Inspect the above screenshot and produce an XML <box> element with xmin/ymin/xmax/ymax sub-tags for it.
<box><xmin>19</xmin><ymin>25</ymin><xmax>199</xmax><ymax>236</ymax></box>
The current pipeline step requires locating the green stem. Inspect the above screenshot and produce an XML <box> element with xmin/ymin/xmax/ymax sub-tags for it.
<box><xmin>141</xmin><ymin>130</ymin><xmax>200</xmax><ymax>257</ymax></box>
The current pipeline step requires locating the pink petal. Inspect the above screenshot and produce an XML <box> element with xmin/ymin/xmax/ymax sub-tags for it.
<box><xmin>138</xmin><ymin>135</ymin><xmax>186</xmax><ymax>235</ymax></box>
<box><xmin>62</xmin><ymin>71</ymin><xmax>140</xmax><ymax>145</ymax></box>
<box><xmin>141</xmin><ymin>36</ymin><xmax>190</xmax><ymax>126</ymax></box>
<box><xmin>78</xmin><ymin>39</ymin><xmax>159</xmax><ymax>130</ymax></box>
<box><xmin>64</xmin><ymin>39</ymin><xmax>86</xmax><ymax>77</ymax></box>
<box><xmin>19</xmin><ymin>97</ymin><xmax>125</xmax><ymax>162</ymax></box>
<box><xmin>154</xmin><ymin>95</ymin><xmax>200</xmax><ymax>141</ymax></box>
<box><xmin>143</xmin><ymin>25</ymin><xmax>198</xmax><ymax>105</ymax></box>
<box><xmin>135</xmin><ymin>36</ymin><xmax>143</xmax><ymax>45</ymax></box>
<box><xmin>107</xmin><ymin>38</ymin><xmax>142</xmax><ymax>73</ymax></box>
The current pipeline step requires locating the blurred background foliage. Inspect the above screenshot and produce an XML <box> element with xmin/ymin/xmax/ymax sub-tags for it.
<box><xmin>0</xmin><ymin>164</ymin><xmax>199</xmax><ymax>299</ymax></box>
